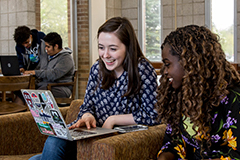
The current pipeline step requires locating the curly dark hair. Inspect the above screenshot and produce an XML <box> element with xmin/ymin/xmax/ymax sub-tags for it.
<box><xmin>13</xmin><ymin>26</ymin><xmax>31</xmax><ymax>44</ymax></box>
<box><xmin>156</xmin><ymin>25</ymin><xmax>240</xmax><ymax>148</ymax></box>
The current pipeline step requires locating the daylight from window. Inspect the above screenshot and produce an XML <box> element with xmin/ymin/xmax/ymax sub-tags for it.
<box><xmin>144</xmin><ymin>0</ymin><xmax>161</xmax><ymax>62</ymax></box>
<box><xmin>41</xmin><ymin>0</ymin><xmax>68</xmax><ymax>47</ymax></box>
<box><xmin>211</xmin><ymin>0</ymin><xmax>234</xmax><ymax>62</ymax></box>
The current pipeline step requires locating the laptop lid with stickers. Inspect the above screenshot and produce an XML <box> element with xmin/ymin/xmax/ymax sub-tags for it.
<box><xmin>21</xmin><ymin>89</ymin><xmax>117</xmax><ymax>141</ymax></box>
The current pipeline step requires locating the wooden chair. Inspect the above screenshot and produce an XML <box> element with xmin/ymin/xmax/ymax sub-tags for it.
<box><xmin>0</xmin><ymin>75</ymin><xmax>31</xmax><ymax>114</ymax></box>
<box><xmin>47</xmin><ymin>70</ymin><xmax>78</xmax><ymax>105</ymax></box>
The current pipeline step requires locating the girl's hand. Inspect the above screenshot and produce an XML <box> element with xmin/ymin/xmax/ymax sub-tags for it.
<box><xmin>102</xmin><ymin>116</ymin><xmax>115</xmax><ymax>129</ymax></box>
<box><xmin>102</xmin><ymin>114</ymin><xmax>136</xmax><ymax>129</ymax></box>
<box><xmin>69</xmin><ymin>113</ymin><xmax>96</xmax><ymax>130</ymax></box>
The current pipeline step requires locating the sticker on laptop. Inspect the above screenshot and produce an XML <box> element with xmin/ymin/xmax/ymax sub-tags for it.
<box><xmin>39</xmin><ymin>111</ymin><xmax>53</xmax><ymax>123</ymax></box>
<box><xmin>22</xmin><ymin>90</ymin><xmax>34</xmax><ymax>108</ymax></box>
<box><xmin>31</xmin><ymin>92</ymin><xmax>40</xmax><ymax>103</ymax></box>
<box><xmin>50</xmin><ymin>110</ymin><xmax>66</xmax><ymax>128</ymax></box>
<box><xmin>37</xmin><ymin>122</ymin><xmax>56</xmax><ymax>136</ymax></box>
<box><xmin>37</xmin><ymin>93</ymin><xmax>47</xmax><ymax>109</ymax></box>
<box><xmin>30</xmin><ymin>109</ymin><xmax>40</xmax><ymax>117</ymax></box>
<box><xmin>45</xmin><ymin>91</ymin><xmax>54</xmax><ymax>108</ymax></box>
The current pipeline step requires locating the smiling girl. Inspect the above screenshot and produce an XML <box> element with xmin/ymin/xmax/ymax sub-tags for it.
<box><xmin>156</xmin><ymin>25</ymin><xmax>240</xmax><ymax>160</ymax></box>
<box><xmin>29</xmin><ymin>17</ymin><xmax>159</xmax><ymax>160</ymax></box>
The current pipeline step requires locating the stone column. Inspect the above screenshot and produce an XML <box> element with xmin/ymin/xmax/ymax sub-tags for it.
<box><xmin>0</xmin><ymin>0</ymin><xmax>38</xmax><ymax>55</ymax></box>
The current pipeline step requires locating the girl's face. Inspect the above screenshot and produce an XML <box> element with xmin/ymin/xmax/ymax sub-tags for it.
<box><xmin>98</xmin><ymin>32</ymin><xmax>126</xmax><ymax>78</ymax></box>
<box><xmin>162</xmin><ymin>44</ymin><xmax>185</xmax><ymax>89</ymax></box>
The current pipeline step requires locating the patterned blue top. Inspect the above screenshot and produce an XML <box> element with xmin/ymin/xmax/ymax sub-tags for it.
<box><xmin>70</xmin><ymin>59</ymin><xmax>158</xmax><ymax>127</ymax></box>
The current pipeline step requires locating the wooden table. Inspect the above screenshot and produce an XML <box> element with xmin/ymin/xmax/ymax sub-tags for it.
<box><xmin>0</xmin><ymin>74</ymin><xmax>34</xmax><ymax>115</ymax></box>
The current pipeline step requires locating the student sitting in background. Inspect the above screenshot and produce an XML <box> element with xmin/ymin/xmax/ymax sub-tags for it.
<box><xmin>14</xmin><ymin>32</ymin><xmax>75</xmax><ymax>105</ymax></box>
<box><xmin>24</xmin><ymin>32</ymin><xmax>75</xmax><ymax>99</ymax></box>
<box><xmin>156</xmin><ymin>25</ymin><xmax>240</xmax><ymax>160</ymax></box>
<box><xmin>29</xmin><ymin>16</ymin><xmax>159</xmax><ymax>160</ymax></box>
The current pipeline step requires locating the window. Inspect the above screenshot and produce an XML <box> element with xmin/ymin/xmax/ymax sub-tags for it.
<box><xmin>139</xmin><ymin>0</ymin><xmax>161</xmax><ymax>62</ymax></box>
<box><xmin>211</xmin><ymin>0</ymin><xmax>235</xmax><ymax>62</ymax></box>
<box><xmin>40</xmin><ymin>0</ymin><xmax>69</xmax><ymax>47</ymax></box>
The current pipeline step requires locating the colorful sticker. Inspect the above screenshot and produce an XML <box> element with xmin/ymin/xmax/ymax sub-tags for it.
<box><xmin>30</xmin><ymin>109</ymin><xmax>39</xmax><ymax>117</ymax></box>
<box><xmin>34</xmin><ymin>103</ymin><xmax>42</xmax><ymax>108</ymax></box>
<box><xmin>31</xmin><ymin>93</ymin><xmax>37</xmax><ymax>98</ymax></box>
<box><xmin>31</xmin><ymin>92</ymin><xmax>40</xmax><ymax>104</ymax></box>
<box><xmin>50</xmin><ymin>110</ymin><xmax>65</xmax><ymax>128</ymax></box>
<box><xmin>37</xmin><ymin>122</ymin><xmax>56</xmax><ymax>136</ymax></box>
<box><xmin>45</xmin><ymin>92</ymin><xmax>54</xmax><ymax>108</ymax></box>
<box><xmin>41</xmin><ymin>92</ymin><xmax>47</xmax><ymax>102</ymax></box>
<box><xmin>22</xmin><ymin>91</ymin><xmax>33</xmax><ymax>108</ymax></box>
<box><xmin>39</xmin><ymin>111</ymin><xmax>52</xmax><ymax>122</ymax></box>
<box><xmin>38</xmin><ymin>93</ymin><xmax>46</xmax><ymax>109</ymax></box>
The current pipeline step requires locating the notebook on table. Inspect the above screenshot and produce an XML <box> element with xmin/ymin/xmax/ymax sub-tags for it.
<box><xmin>0</xmin><ymin>55</ymin><xmax>21</xmax><ymax>76</ymax></box>
<box><xmin>21</xmin><ymin>89</ymin><xmax>118</xmax><ymax>141</ymax></box>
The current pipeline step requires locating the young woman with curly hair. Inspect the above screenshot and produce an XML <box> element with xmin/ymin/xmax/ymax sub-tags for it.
<box><xmin>157</xmin><ymin>25</ymin><xmax>240</xmax><ymax>160</ymax></box>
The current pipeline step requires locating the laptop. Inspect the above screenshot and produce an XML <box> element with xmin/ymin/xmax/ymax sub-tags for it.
<box><xmin>0</xmin><ymin>56</ymin><xmax>21</xmax><ymax>76</ymax></box>
<box><xmin>21</xmin><ymin>89</ymin><xmax>118</xmax><ymax>141</ymax></box>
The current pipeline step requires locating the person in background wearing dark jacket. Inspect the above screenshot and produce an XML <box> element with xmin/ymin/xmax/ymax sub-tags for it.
<box><xmin>24</xmin><ymin>32</ymin><xmax>75</xmax><ymax>100</ymax></box>
<box><xmin>13</xmin><ymin>26</ymin><xmax>46</xmax><ymax>73</ymax></box>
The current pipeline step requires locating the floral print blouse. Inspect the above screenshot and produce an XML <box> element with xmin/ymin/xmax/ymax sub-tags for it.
<box><xmin>69</xmin><ymin>59</ymin><xmax>159</xmax><ymax>127</ymax></box>
<box><xmin>158</xmin><ymin>87</ymin><xmax>240</xmax><ymax>160</ymax></box>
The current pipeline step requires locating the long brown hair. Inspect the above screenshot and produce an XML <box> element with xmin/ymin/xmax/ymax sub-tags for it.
<box><xmin>97</xmin><ymin>17</ymin><xmax>145</xmax><ymax>96</ymax></box>
<box><xmin>156</xmin><ymin>25</ymin><xmax>240</xmax><ymax>146</ymax></box>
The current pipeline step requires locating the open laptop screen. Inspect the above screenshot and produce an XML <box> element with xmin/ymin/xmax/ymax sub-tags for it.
<box><xmin>0</xmin><ymin>56</ymin><xmax>21</xmax><ymax>76</ymax></box>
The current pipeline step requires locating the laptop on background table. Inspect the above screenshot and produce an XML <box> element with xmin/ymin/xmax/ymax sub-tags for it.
<box><xmin>0</xmin><ymin>56</ymin><xmax>21</xmax><ymax>76</ymax></box>
<box><xmin>21</xmin><ymin>89</ymin><xmax>118</xmax><ymax>141</ymax></box>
